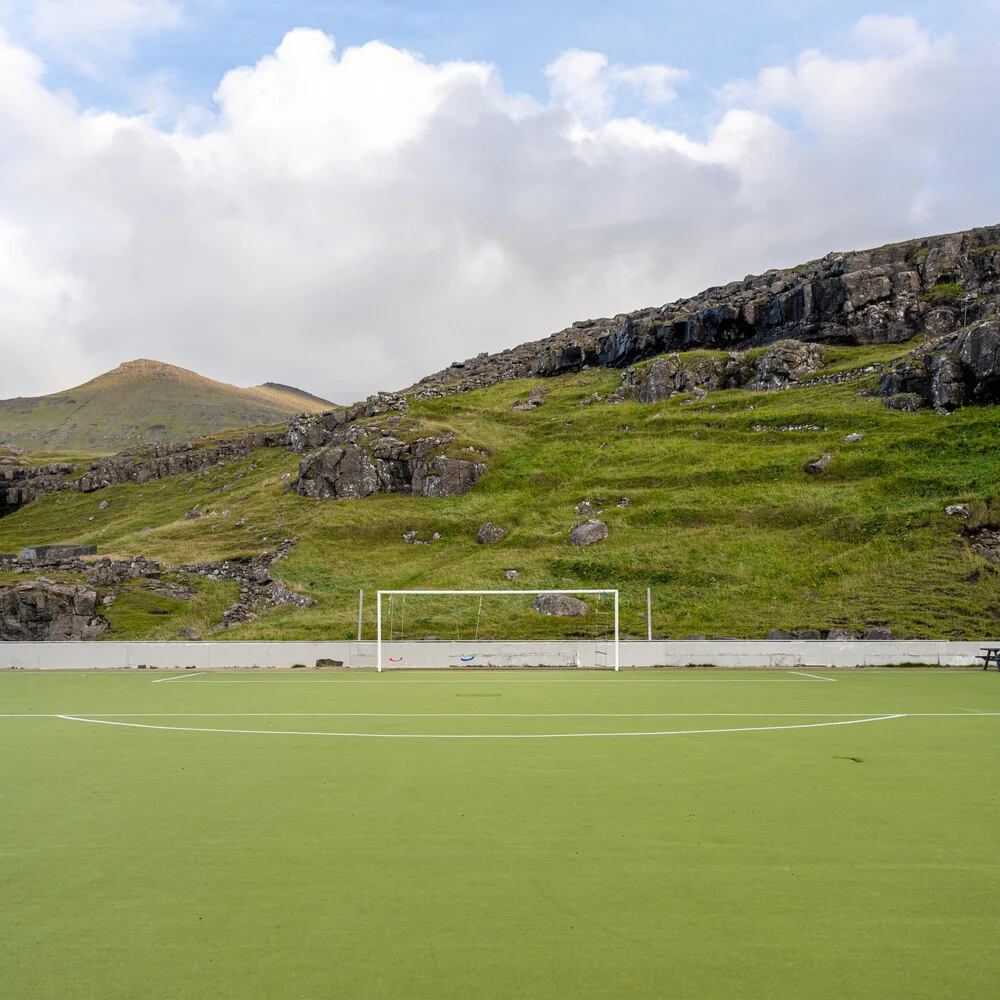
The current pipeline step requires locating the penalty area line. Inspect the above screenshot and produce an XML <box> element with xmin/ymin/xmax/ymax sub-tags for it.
<box><xmin>151</xmin><ymin>672</ymin><xmax>207</xmax><ymax>683</ymax></box>
<box><xmin>790</xmin><ymin>671</ymin><xmax>837</xmax><ymax>682</ymax></box>
<box><xmin>54</xmin><ymin>713</ymin><xmax>907</xmax><ymax>740</ymax></box>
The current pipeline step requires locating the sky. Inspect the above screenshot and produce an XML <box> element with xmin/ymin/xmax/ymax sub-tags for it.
<box><xmin>0</xmin><ymin>1</ymin><xmax>998</xmax><ymax>401</ymax></box>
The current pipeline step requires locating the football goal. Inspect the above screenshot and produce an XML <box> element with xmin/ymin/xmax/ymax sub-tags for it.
<box><xmin>376</xmin><ymin>589</ymin><xmax>619</xmax><ymax>671</ymax></box>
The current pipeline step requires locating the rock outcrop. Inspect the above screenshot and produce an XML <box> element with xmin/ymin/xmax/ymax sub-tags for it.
<box><xmin>406</xmin><ymin>226</ymin><xmax>1000</xmax><ymax>397</ymax></box>
<box><xmin>0</xmin><ymin>430</ymin><xmax>289</xmax><ymax>521</ymax></box>
<box><xmin>0</xmin><ymin>461</ymin><xmax>75</xmax><ymax>518</ymax></box>
<box><xmin>878</xmin><ymin>320</ymin><xmax>1000</xmax><ymax>412</ymax></box>
<box><xmin>286</xmin><ymin>394</ymin><xmax>407</xmax><ymax>452</ymax></box>
<box><xmin>0</xmin><ymin>582</ymin><xmax>107</xmax><ymax>640</ymax></box>
<box><xmin>295</xmin><ymin>426</ymin><xmax>486</xmax><ymax>501</ymax></box>
<box><xmin>609</xmin><ymin>339</ymin><xmax>826</xmax><ymax>403</ymax></box>
<box><xmin>78</xmin><ymin>431</ymin><xmax>286</xmax><ymax>493</ymax></box>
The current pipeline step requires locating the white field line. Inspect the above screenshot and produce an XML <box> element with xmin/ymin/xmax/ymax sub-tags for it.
<box><xmin>790</xmin><ymin>671</ymin><xmax>837</xmax><ymax>682</ymax></box>
<box><xmin>3</xmin><ymin>712</ymin><xmax>1000</xmax><ymax>719</ymax></box>
<box><xmin>188</xmin><ymin>676</ymin><xmax>840</xmax><ymax>684</ymax></box>
<box><xmin>55</xmin><ymin>713</ymin><xmax>907</xmax><ymax>739</ymax></box>
<box><xmin>150</xmin><ymin>672</ymin><xmax>206</xmax><ymax>683</ymax></box>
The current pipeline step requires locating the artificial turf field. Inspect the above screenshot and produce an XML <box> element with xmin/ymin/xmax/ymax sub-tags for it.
<box><xmin>2</xmin><ymin>668</ymin><xmax>999</xmax><ymax>999</ymax></box>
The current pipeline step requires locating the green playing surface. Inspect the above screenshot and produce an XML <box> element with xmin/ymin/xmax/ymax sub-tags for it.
<box><xmin>2</xmin><ymin>667</ymin><xmax>999</xmax><ymax>999</ymax></box>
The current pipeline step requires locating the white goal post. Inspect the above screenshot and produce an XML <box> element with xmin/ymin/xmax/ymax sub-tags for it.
<box><xmin>376</xmin><ymin>589</ymin><xmax>619</xmax><ymax>671</ymax></box>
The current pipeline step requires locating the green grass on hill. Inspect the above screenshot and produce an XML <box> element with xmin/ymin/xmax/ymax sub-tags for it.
<box><xmin>2</xmin><ymin>344</ymin><xmax>1000</xmax><ymax>639</ymax></box>
<box><xmin>2</xmin><ymin>669</ymin><xmax>998</xmax><ymax>1000</ymax></box>
<box><xmin>0</xmin><ymin>359</ymin><xmax>333</xmax><ymax>454</ymax></box>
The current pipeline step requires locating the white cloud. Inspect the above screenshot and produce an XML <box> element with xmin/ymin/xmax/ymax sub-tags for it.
<box><xmin>0</xmin><ymin>21</ymin><xmax>997</xmax><ymax>402</ymax></box>
<box><xmin>546</xmin><ymin>49</ymin><xmax>687</xmax><ymax>121</ymax></box>
<box><xmin>1</xmin><ymin>0</ymin><xmax>182</xmax><ymax>67</ymax></box>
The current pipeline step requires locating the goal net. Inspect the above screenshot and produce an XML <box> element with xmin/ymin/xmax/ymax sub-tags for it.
<box><xmin>376</xmin><ymin>589</ymin><xmax>619</xmax><ymax>671</ymax></box>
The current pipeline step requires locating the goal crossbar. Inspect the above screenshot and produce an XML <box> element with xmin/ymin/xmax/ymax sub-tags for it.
<box><xmin>376</xmin><ymin>589</ymin><xmax>619</xmax><ymax>671</ymax></box>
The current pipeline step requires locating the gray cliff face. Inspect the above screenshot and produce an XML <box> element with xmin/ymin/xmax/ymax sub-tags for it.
<box><xmin>611</xmin><ymin>340</ymin><xmax>827</xmax><ymax>403</ymax></box>
<box><xmin>0</xmin><ymin>462</ymin><xmax>75</xmax><ymax>518</ymax></box>
<box><xmin>287</xmin><ymin>406</ymin><xmax>487</xmax><ymax>501</ymax></box>
<box><xmin>0</xmin><ymin>431</ymin><xmax>289</xmax><ymax>521</ymax></box>
<box><xmin>408</xmin><ymin>225</ymin><xmax>1000</xmax><ymax>397</ymax></box>
<box><xmin>0</xmin><ymin>582</ymin><xmax>107</xmax><ymax>640</ymax></box>
<box><xmin>294</xmin><ymin>431</ymin><xmax>486</xmax><ymax>501</ymax></box>
<box><xmin>77</xmin><ymin>431</ymin><xmax>287</xmax><ymax>493</ymax></box>
<box><xmin>878</xmin><ymin>320</ymin><xmax>1000</xmax><ymax>412</ymax></box>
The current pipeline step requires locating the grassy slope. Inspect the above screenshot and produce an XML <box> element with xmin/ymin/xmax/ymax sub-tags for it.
<box><xmin>0</xmin><ymin>359</ymin><xmax>333</xmax><ymax>453</ymax></box>
<box><xmin>1</xmin><ymin>670</ymin><xmax>998</xmax><ymax>1000</ymax></box>
<box><xmin>2</xmin><ymin>343</ymin><xmax>1000</xmax><ymax>639</ymax></box>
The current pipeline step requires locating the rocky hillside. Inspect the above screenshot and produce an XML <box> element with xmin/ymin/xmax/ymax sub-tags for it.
<box><xmin>2</xmin><ymin>223</ymin><xmax>1000</xmax><ymax>642</ymax></box>
<box><xmin>0</xmin><ymin>359</ymin><xmax>334</xmax><ymax>453</ymax></box>
<box><xmin>407</xmin><ymin>225</ymin><xmax>1000</xmax><ymax>397</ymax></box>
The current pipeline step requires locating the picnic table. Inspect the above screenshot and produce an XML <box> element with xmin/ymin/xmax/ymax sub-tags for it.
<box><xmin>977</xmin><ymin>646</ymin><xmax>1000</xmax><ymax>671</ymax></box>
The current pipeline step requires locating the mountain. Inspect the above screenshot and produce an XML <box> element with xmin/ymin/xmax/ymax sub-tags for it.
<box><xmin>0</xmin><ymin>360</ymin><xmax>334</xmax><ymax>453</ymax></box>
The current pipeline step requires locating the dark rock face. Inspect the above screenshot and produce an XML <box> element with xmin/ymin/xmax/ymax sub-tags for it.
<box><xmin>0</xmin><ymin>461</ymin><xmax>75</xmax><ymax>518</ymax></box>
<box><xmin>477</xmin><ymin>522</ymin><xmax>507</xmax><ymax>544</ymax></box>
<box><xmin>878</xmin><ymin>321</ymin><xmax>1000</xmax><ymax>412</ymax></box>
<box><xmin>612</xmin><ymin>339</ymin><xmax>826</xmax><ymax>403</ymax></box>
<box><xmin>77</xmin><ymin>431</ymin><xmax>286</xmax><ymax>493</ymax></box>
<box><xmin>755</xmin><ymin>341</ymin><xmax>827</xmax><ymax>387</ymax></box>
<box><xmin>532</xmin><ymin>593</ymin><xmax>589</xmax><ymax>617</ymax></box>
<box><xmin>406</xmin><ymin>226</ymin><xmax>1000</xmax><ymax>396</ymax></box>
<box><xmin>289</xmin><ymin>398</ymin><xmax>486</xmax><ymax>501</ymax></box>
<box><xmin>569</xmin><ymin>519</ymin><xmax>609</xmax><ymax>547</ymax></box>
<box><xmin>0</xmin><ymin>582</ymin><xmax>108</xmax><ymax>640</ymax></box>
<box><xmin>285</xmin><ymin>394</ymin><xmax>407</xmax><ymax>452</ymax></box>
<box><xmin>296</xmin><ymin>432</ymin><xmax>485</xmax><ymax>502</ymax></box>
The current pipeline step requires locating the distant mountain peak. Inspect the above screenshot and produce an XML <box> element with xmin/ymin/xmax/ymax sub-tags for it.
<box><xmin>110</xmin><ymin>359</ymin><xmax>199</xmax><ymax>377</ymax></box>
<box><xmin>0</xmin><ymin>360</ymin><xmax>334</xmax><ymax>454</ymax></box>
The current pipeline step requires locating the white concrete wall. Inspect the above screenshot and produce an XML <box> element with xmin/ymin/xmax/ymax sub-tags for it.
<box><xmin>0</xmin><ymin>639</ymin><xmax>994</xmax><ymax>670</ymax></box>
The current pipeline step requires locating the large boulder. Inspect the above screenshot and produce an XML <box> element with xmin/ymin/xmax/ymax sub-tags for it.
<box><xmin>298</xmin><ymin>444</ymin><xmax>380</xmax><ymax>500</ymax></box>
<box><xmin>863</xmin><ymin>626</ymin><xmax>893</xmax><ymax>640</ymax></box>
<box><xmin>569</xmin><ymin>519</ymin><xmax>609</xmax><ymax>546</ymax></box>
<box><xmin>297</xmin><ymin>440</ymin><xmax>485</xmax><ymax>502</ymax></box>
<box><xmin>827</xmin><ymin>628</ymin><xmax>862</xmax><ymax>640</ymax></box>
<box><xmin>804</xmin><ymin>454</ymin><xmax>833</xmax><ymax>474</ymax></box>
<box><xmin>532</xmin><ymin>593</ymin><xmax>589</xmax><ymax>617</ymax></box>
<box><xmin>421</xmin><ymin>456</ymin><xmax>485</xmax><ymax>499</ymax></box>
<box><xmin>636</xmin><ymin>357</ymin><xmax>682</xmax><ymax>403</ymax></box>
<box><xmin>754</xmin><ymin>341</ymin><xmax>826</xmax><ymax>386</ymax></box>
<box><xmin>476</xmin><ymin>522</ymin><xmax>507</xmax><ymax>544</ymax></box>
<box><xmin>0</xmin><ymin>582</ymin><xmax>107</xmax><ymax>640</ymax></box>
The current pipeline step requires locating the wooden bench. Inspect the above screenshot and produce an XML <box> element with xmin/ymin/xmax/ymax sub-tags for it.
<box><xmin>977</xmin><ymin>647</ymin><xmax>1000</xmax><ymax>671</ymax></box>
